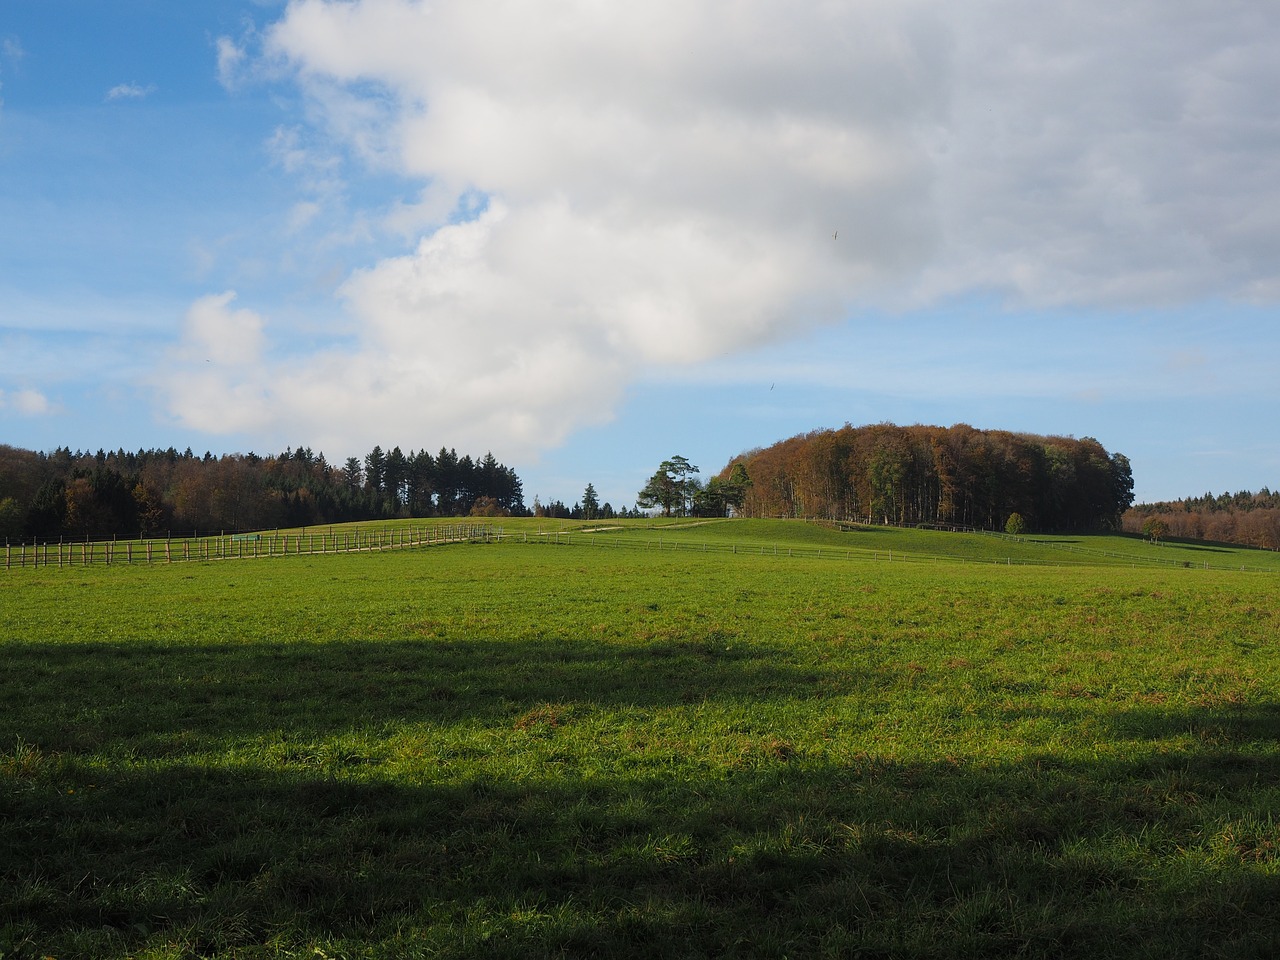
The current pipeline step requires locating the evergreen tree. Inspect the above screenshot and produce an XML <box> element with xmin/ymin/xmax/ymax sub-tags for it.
<box><xmin>435</xmin><ymin>448</ymin><xmax>460</xmax><ymax>514</ymax></box>
<box><xmin>582</xmin><ymin>483</ymin><xmax>600</xmax><ymax>520</ymax></box>
<box><xmin>385</xmin><ymin>446</ymin><xmax>408</xmax><ymax>512</ymax></box>
<box><xmin>364</xmin><ymin>446</ymin><xmax>386</xmax><ymax>493</ymax></box>
<box><xmin>342</xmin><ymin>457</ymin><xmax>363</xmax><ymax>491</ymax></box>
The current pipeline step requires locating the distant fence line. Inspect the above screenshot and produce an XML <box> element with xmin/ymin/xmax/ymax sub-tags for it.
<box><xmin>6</xmin><ymin>523</ymin><xmax>1273</xmax><ymax>575</ymax></box>
<box><xmin>495</xmin><ymin>529</ymin><xmax>1275</xmax><ymax>573</ymax></box>
<box><xmin>3</xmin><ymin>523</ymin><xmax>494</xmax><ymax>571</ymax></box>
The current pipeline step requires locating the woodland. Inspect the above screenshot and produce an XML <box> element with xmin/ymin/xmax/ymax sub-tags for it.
<box><xmin>0</xmin><ymin>444</ymin><xmax>526</xmax><ymax>541</ymax></box>
<box><xmin>718</xmin><ymin>422</ymin><xmax>1135</xmax><ymax>532</ymax></box>
<box><xmin>1122</xmin><ymin>489</ymin><xmax>1280</xmax><ymax>550</ymax></box>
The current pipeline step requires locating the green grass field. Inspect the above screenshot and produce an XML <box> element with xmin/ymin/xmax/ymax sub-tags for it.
<box><xmin>3</xmin><ymin>521</ymin><xmax>1280</xmax><ymax>958</ymax></box>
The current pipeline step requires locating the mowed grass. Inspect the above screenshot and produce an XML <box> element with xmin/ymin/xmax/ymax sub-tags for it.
<box><xmin>3</xmin><ymin>525</ymin><xmax>1280</xmax><ymax>958</ymax></box>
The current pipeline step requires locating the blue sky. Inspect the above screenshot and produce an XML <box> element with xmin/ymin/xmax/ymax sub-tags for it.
<box><xmin>2</xmin><ymin>1</ymin><xmax>1278</xmax><ymax>511</ymax></box>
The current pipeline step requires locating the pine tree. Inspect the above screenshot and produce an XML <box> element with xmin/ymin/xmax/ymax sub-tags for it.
<box><xmin>582</xmin><ymin>483</ymin><xmax>600</xmax><ymax>520</ymax></box>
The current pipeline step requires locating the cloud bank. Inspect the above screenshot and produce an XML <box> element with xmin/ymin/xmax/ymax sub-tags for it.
<box><xmin>165</xmin><ymin>0</ymin><xmax>1280</xmax><ymax>457</ymax></box>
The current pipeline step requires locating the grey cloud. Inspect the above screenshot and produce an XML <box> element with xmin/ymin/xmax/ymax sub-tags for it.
<box><xmin>924</xmin><ymin>0</ymin><xmax>1280</xmax><ymax>306</ymax></box>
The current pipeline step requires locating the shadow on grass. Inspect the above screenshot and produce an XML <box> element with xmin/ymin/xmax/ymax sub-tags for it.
<box><xmin>6</xmin><ymin>745</ymin><xmax>1280</xmax><ymax>958</ymax></box>
<box><xmin>0</xmin><ymin>636</ymin><xmax>827</xmax><ymax>750</ymax></box>
<box><xmin>5</xmin><ymin>641</ymin><xmax>1280</xmax><ymax>958</ymax></box>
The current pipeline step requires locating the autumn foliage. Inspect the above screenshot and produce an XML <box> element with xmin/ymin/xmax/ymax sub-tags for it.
<box><xmin>1124</xmin><ymin>490</ymin><xmax>1280</xmax><ymax>550</ymax></box>
<box><xmin>722</xmin><ymin>423</ymin><xmax>1134</xmax><ymax>532</ymax></box>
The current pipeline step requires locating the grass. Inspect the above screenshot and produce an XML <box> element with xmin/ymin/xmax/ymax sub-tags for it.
<box><xmin>3</xmin><ymin>522</ymin><xmax>1280</xmax><ymax>957</ymax></box>
<box><xmin>490</xmin><ymin>516</ymin><xmax>1280</xmax><ymax>571</ymax></box>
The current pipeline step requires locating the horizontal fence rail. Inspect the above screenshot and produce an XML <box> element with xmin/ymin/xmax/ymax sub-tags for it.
<box><xmin>3</xmin><ymin>523</ymin><xmax>494</xmax><ymax>571</ymax></box>
<box><xmin>6</xmin><ymin>523</ymin><xmax>1274</xmax><ymax>574</ymax></box>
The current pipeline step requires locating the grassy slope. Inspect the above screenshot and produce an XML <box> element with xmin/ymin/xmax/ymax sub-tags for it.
<box><xmin>509</xmin><ymin>517</ymin><xmax>1280</xmax><ymax>571</ymax></box>
<box><xmin>3</xmin><ymin>525</ymin><xmax>1280</xmax><ymax>957</ymax></box>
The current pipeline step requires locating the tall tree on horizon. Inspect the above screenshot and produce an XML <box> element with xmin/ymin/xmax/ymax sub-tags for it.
<box><xmin>582</xmin><ymin>483</ymin><xmax>600</xmax><ymax>520</ymax></box>
<box><xmin>638</xmin><ymin>456</ymin><xmax>700</xmax><ymax>517</ymax></box>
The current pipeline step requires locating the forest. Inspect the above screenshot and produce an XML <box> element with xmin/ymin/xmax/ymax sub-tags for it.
<box><xmin>720</xmin><ymin>422</ymin><xmax>1135</xmax><ymax>532</ymax></box>
<box><xmin>0</xmin><ymin>444</ymin><xmax>527</xmax><ymax>542</ymax></box>
<box><xmin>1123</xmin><ymin>489</ymin><xmax>1280</xmax><ymax>550</ymax></box>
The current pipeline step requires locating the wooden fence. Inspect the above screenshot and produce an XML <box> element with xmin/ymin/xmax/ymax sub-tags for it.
<box><xmin>3</xmin><ymin>523</ymin><xmax>494</xmax><ymax>571</ymax></box>
<box><xmin>7</xmin><ymin>523</ymin><xmax>1272</xmax><ymax>574</ymax></box>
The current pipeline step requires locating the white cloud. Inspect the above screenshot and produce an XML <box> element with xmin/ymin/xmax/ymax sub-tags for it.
<box><xmin>158</xmin><ymin>292</ymin><xmax>272</xmax><ymax>436</ymax></box>
<box><xmin>216</xmin><ymin>36</ymin><xmax>248</xmax><ymax>90</ymax></box>
<box><xmin>0</xmin><ymin>388</ymin><xmax>55</xmax><ymax>416</ymax></box>
<box><xmin>105</xmin><ymin>82</ymin><xmax>155</xmax><ymax>101</ymax></box>
<box><xmin>176</xmin><ymin>291</ymin><xmax>266</xmax><ymax>366</ymax></box>
<box><xmin>176</xmin><ymin>0</ymin><xmax>1280</xmax><ymax>457</ymax></box>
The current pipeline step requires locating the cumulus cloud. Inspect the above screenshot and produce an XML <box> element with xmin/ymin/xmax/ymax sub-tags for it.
<box><xmin>0</xmin><ymin>388</ymin><xmax>55</xmax><ymax>416</ymax></box>
<box><xmin>160</xmin><ymin>292</ymin><xmax>273</xmax><ymax>435</ymax></box>
<box><xmin>171</xmin><ymin>0</ymin><xmax>1280</xmax><ymax>457</ymax></box>
<box><xmin>105</xmin><ymin>82</ymin><xmax>156</xmax><ymax>101</ymax></box>
<box><xmin>175</xmin><ymin>291</ymin><xmax>266</xmax><ymax>366</ymax></box>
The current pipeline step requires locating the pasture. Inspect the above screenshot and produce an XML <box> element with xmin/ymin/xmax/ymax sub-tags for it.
<box><xmin>3</xmin><ymin>520</ymin><xmax>1280</xmax><ymax>958</ymax></box>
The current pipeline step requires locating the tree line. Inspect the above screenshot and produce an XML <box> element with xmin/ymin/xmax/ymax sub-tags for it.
<box><xmin>532</xmin><ymin>483</ymin><xmax>646</xmax><ymax>522</ymax></box>
<box><xmin>0</xmin><ymin>443</ymin><xmax>527</xmax><ymax>542</ymax></box>
<box><xmin>718</xmin><ymin>422</ymin><xmax>1135</xmax><ymax>532</ymax></box>
<box><xmin>1123</xmin><ymin>489</ymin><xmax>1280</xmax><ymax>550</ymax></box>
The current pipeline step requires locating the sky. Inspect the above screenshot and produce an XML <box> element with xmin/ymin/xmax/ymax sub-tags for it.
<box><xmin>2</xmin><ymin>0</ymin><xmax>1278</xmax><ymax>511</ymax></box>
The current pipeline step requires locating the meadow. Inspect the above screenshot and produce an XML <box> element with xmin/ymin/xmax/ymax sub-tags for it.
<box><xmin>3</xmin><ymin>520</ymin><xmax>1280</xmax><ymax>958</ymax></box>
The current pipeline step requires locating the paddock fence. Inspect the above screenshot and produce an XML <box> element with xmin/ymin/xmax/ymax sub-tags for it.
<box><xmin>3</xmin><ymin>523</ymin><xmax>495</xmax><ymax>571</ymax></box>
<box><xmin>5</xmin><ymin>522</ymin><xmax>1275</xmax><ymax>574</ymax></box>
